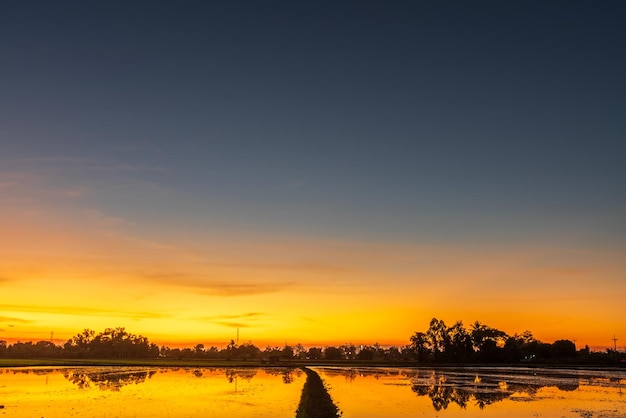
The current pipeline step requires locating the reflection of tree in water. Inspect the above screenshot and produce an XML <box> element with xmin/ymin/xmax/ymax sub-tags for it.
<box><xmin>410</xmin><ymin>371</ymin><xmax>577</xmax><ymax>411</ymax></box>
<box><xmin>557</xmin><ymin>382</ymin><xmax>579</xmax><ymax>391</ymax></box>
<box><xmin>63</xmin><ymin>369</ymin><xmax>156</xmax><ymax>391</ymax></box>
<box><xmin>7</xmin><ymin>369</ymin><xmax>35</xmax><ymax>375</ymax></box>
<box><xmin>428</xmin><ymin>385</ymin><xmax>453</xmax><ymax>411</ymax></box>
<box><xmin>261</xmin><ymin>367</ymin><xmax>301</xmax><ymax>384</ymax></box>
<box><xmin>450</xmin><ymin>388</ymin><xmax>471</xmax><ymax>408</ymax></box>
<box><xmin>224</xmin><ymin>368</ymin><xmax>258</xmax><ymax>383</ymax></box>
<box><xmin>322</xmin><ymin>367</ymin><xmax>401</xmax><ymax>382</ymax></box>
<box><xmin>341</xmin><ymin>368</ymin><xmax>358</xmax><ymax>382</ymax></box>
<box><xmin>282</xmin><ymin>371</ymin><xmax>294</xmax><ymax>384</ymax></box>
<box><xmin>309</xmin><ymin>367</ymin><xmax>355</xmax><ymax>381</ymax></box>
<box><xmin>411</xmin><ymin>382</ymin><xmax>512</xmax><ymax>411</ymax></box>
<box><xmin>472</xmin><ymin>391</ymin><xmax>512</xmax><ymax>409</ymax></box>
<box><xmin>32</xmin><ymin>369</ymin><xmax>54</xmax><ymax>376</ymax></box>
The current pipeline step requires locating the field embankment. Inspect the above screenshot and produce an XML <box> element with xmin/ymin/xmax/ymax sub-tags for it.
<box><xmin>296</xmin><ymin>367</ymin><xmax>341</xmax><ymax>418</ymax></box>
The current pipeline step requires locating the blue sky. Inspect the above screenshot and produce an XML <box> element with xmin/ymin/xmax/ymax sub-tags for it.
<box><xmin>1</xmin><ymin>1</ymin><xmax>625</xmax><ymax>346</ymax></box>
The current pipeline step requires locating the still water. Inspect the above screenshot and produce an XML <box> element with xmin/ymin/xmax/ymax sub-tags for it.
<box><xmin>0</xmin><ymin>366</ymin><xmax>624</xmax><ymax>417</ymax></box>
<box><xmin>0</xmin><ymin>367</ymin><xmax>304</xmax><ymax>417</ymax></box>
<box><xmin>317</xmin><ymin>366</ymin><xmax>626</xmax><ymax>418</ymax></box>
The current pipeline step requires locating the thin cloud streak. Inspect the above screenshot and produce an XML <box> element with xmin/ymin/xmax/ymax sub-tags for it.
<box><xmin>0</xmin><ymin>303</ymin><xmax>167</xmax><ymax>320</ymax></box>
<box><xmin>208</xmin><ymin>262</ymin><xmax>353</xmax><ymax>274</ymax></box>
<box><xmin>0</xmin><ymin>315</ymin><xmax>33</xmax><ymax>323</ymax></box>
<box><xmin>5</xmin><ymin>156</ymin><xmax>167</xmax><ymax>173</ymax></box>
<box><xmin>535</xmin><ymin>267</ymin><xmax>589</xmax><ymax>276</ymax></box>
<box><xmin>300</xmin><ymin>316</ymin><xmax>328</xmax><ymax>326</ymax></box>
<box><xmin>193</xmin><ymin>313</ymin><xmax>267</xmax><ymax>329</ymax></box>
<box><xmin>143</xmin><ymin>273</ymin><xmax>294</xmax><ymax>296</ymax></box>
<box><xmin>212</xmin><ymin>321</ymin><xmax>258</xmax><ymax>329</ymax></box>
<box><xmin>200</xmin><ymin>313</ymin><xmax>265</xmax><ymax>321</ymax></box>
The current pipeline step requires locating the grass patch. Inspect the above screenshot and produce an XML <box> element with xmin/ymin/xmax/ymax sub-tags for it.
<box><xmin>296</xmin><ymin>367</ymin><xmax>341</xmax><ymax>418</ymax></box>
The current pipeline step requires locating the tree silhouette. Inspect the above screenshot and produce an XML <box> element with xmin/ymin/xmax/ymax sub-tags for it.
<box><xmin>427</xmin><ymin>318</ymin><xmax>450</xmax><ymax>362</ymax></box>
<box><xmin>62</xmin><ymin>328</ymin><xmax>155</xmax><ymax>359</ymax></box>
<box><xmin>448</xmin><ymin>321</ymin><xmax>473</xmax><ymax>363</ymax></box>
<box><xmin>323</xmin><ymin>346</ymin><xmax>343</xmax><ymax>360</ymax></box>
<box><xmin>470</xmin><ymin>322</ymin><xmax>507</xmax><ymax>362</ymax></box>
<box><xmin>551</xmin><ymin>340</ymin><xmax>576</xmax><ymax>358</ymax></box>
<box><xmin>410</xmin><ymin>332</ymin><xmax>430</xmax><ymax>362</ymax></box>
<box><xmin>1</xmin><ymin>322</ymin><xmax>623</xmax><ymax>365</ymax></box>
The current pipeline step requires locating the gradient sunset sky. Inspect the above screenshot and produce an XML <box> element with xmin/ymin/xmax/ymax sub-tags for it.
<box><xmin>1</xmin><ymin>1</ymin><xmax>625</xmax><ymax>349</ymax></box>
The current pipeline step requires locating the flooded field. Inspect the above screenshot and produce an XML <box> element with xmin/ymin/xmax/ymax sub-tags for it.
<box><xmin>0</xmin><ymin>367</ymin><xmax>305</xmax><ymax>417</ymax></box>
<box><xmin>317</xmin><ymin>366</ymin><xmax>626</xmax><ymax>417</ymax></box>
<box><xmin>0</xmin><ymin>366</ymin><xmax>624</xmax><ymax>417</ymax></box>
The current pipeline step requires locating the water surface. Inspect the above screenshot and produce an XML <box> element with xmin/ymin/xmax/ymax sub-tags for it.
<box><xmin>1</xmin><ymin>366</ymin><xmax>625</xmax><ymax>417</ymax></box>
<box><xmin>0</xmin><ymin>367</ymin><xmax>304</xmax><ymax>417</ymax></box>
<box><xmin>317</xmin><ymin>366</ymin><xmax>626</xmax><ymax>417</ymax></box>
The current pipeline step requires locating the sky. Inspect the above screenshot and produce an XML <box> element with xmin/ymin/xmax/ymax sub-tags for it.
<box><xmin>1</xmin><ymin>1</ymin><xmax>625</xmax><ymax>350</ymax></box>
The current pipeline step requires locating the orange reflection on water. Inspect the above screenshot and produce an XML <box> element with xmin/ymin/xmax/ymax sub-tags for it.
<box><xmin>0</xmin><ymin>367</ymin><xmax>304</xmax><ymax>417</ymax></box>
<box><xmin>316</xmin><ymin>367</ymin><xmax>626</xmax><ymax>418</ymax></box>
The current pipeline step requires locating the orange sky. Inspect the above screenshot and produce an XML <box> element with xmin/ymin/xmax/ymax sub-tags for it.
<box><xmin>1</xmin><ymin>172</ymin><xmax>624</xmax><ymax>350</ymax></box>
<box><xmin>2</xmin><ymin>2</ymin><xmax>625</xmax><ymax>353</ymax></box>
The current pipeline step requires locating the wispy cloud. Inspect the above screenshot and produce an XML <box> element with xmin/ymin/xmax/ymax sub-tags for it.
<box><xmin>0</xmin><ymin>304</ymin><xmax>167</xmax><ymax>320</ymax></box>
<box><xmin>57</xmin><ymin>186</ymin><xmax>90</xmax><ymax>198</ymax></box>
<box><xmin>200</xmin><ymin>313</ymin><xmax>264</xmax><ymax>321</ymax></box>
<box><xmin>0</xmin><ymin>315</ymin><xmax>33</xmax><ymax>324</ymax></box>
<box><xmin>197</xmin><ymin>313</ymin><xmax>267</xmax><ymax>329</ymax></box>
<box><xmin>0</xmin><ymin>168</ymin><xmax>85</xmax><ymax>204</ymax></box>
<box><xmin>213</xmin><ymin>321</ymin><xmax>255</xmax><ymax>328</ymax></box>
<box><xmin>300</xmin><ymin>316</ymin><xmax>327</xmax><ymax>325</ymax></box>
<box><xmin>0</xmin><ymin>171</ymin><xmax>30</xmax><ymax>192</ymax></box>
<box><xmin>7</xmin><ymin>156</ymin><xmax>167</xmax><ymax>173</ymax></box>
<box><xmin>84</xmin><ymin>209</ymin><xmax>130</xmax><ymax>227</ymax></box>
<box><xmin>535</xmin><ymin>267</ymin><xmax>588</xmax><ymax>276</ymax></box>
<box><xmin>209</xmin><ymin>262</ymin><xmax>352</xmax><ymax>274</ymax></box>
<box><xmin>144</xmin><ymin>273</ymin><xmax>293</xmax><ymax>296</ymax></box>
<box><xmin>1</xmin><ymin>157</ymin><xmax>169</xmax><ymax>208</ymax></box>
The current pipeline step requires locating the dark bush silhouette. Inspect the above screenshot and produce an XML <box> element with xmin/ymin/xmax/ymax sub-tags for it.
<box><xmin>551</xmin><ymin>340</ymin><xmax>576</xmax><ymax>359</ymax></box>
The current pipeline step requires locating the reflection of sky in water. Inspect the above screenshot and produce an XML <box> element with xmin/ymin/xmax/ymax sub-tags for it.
<box><xmin>1</xmin><ymin>367</ymin><xmax>625</xmax><ymax>417</ymax></box>
<box><xmin>315</xmin><ymin>367</ymin><xmax>626</xmax><ymax>418</ymax></box>
<box><xmin>0</xmin><ymin>367</ymin><xmax>304</xmax><ymax>417</ymax></box>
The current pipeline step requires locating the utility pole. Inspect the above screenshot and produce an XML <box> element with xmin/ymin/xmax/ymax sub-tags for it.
<box><xmin>50</xmin><ymin>331</ymin><xmax>54</xmax><ymax>343</ymax></box>
<box><xmin>236</xmin><ymin>328</ymin><xmax>239</xmax><ymax>345</ymax></box>
<box><xmin>613</xmin><ymin>335</ymin><xmax>618</xmax><ymax>351</ymax></box>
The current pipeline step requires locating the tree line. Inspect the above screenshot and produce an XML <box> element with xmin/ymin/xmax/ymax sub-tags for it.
<box><xmin>0</xmin><ymin>320</ymin><xmax>624</xmax><ymax>365</ymax></box>
<box><xmin>411</xmin><ymin>318</ymin><xmax>576</xmax><ymax>363</ymax></box>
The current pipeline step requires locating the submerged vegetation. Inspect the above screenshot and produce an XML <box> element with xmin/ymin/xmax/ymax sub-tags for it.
<box><xmin>1</xmin><ymin>319</ymin><xmax>624</xmax><ymax>366</ymax></box>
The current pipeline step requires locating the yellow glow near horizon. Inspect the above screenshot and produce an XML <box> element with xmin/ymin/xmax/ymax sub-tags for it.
<box><xmin>1</xmin><ymin>181</ymin><xmax>625</xmax><ymax>351</ymax></box>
